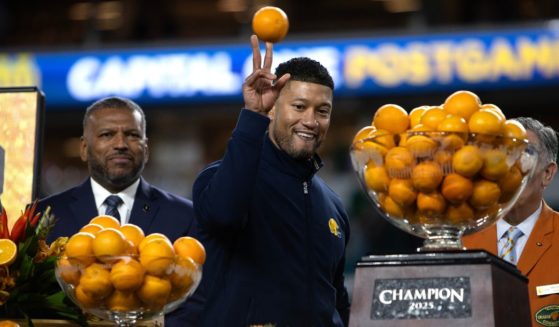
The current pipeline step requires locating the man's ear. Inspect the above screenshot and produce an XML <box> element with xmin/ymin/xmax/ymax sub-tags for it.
<box><xmin>79</xmin><ymin>136</ymin><xmax>88</xmax><ymax>162</ymax></box>
<box><xmin>542</xmin><ymin>162</ymin><xmax>557</xmax><ymax>187</ymax></box>
<box><xmin>144</xmin><ymin>138</ymin><xmax>149</xmax><ymax>164</ymax></box>
<box><xmin>268</xmin><ymin>105</ymin><xmax>276</xmax><ymax>120</ymax></box>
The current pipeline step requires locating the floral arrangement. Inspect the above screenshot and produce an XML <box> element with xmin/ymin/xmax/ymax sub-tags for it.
<box><xmin>0</xmin><ymin>202</ymin><xmax>86</xmax><ymax>326</ymax></box>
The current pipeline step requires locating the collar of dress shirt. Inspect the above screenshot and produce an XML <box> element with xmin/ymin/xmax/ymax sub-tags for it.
<box><xmin>90</xmin><ymin>177</ymin><xmax>140</xmax><ymax>224</ymax></box>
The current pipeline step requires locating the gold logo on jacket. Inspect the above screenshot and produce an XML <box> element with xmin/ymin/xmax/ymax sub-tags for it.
<box><xmin>328</xmin><ymin>218</ymin><xmax>341</xmax><ymax>238</ymax></box>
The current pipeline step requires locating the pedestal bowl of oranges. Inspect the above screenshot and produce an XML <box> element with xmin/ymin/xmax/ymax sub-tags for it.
<box><xmin>55</xmin><ymin>216</ymin><xmax>204</xmax><ymax>326</ymax></box>
<box><xmin>350</xmin><ymin>91</ymin><xmax>538</xmax><ymax>251</ymax></box>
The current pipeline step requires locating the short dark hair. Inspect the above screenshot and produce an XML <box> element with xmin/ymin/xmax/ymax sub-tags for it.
<box><xmin>83</xmin><ymin>97</ymin><xmax>146</xmax><ymax>135</ymax></box>
<box><xmin>514</xmin><ymin>117</ymin><xmax>558</xmax><ymax>165</ymax></box>
<box><xmin>275</xmin><ymin>57</ymin><xmax>334</xmax><ymax>90</ymax></box>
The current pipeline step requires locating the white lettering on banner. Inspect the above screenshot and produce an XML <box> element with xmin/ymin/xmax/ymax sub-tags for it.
<box><xmin>241</xmin><ymin>46</ymin><xmax>342</xmax><ymax>87</ymax></box>
<box><xmin>378</xmin><ymin>288</ymin><xmax>465</xmax><ymax>304</ymax></box>
<box><xmin>67</xmin><ymin>52</ymin><xmax>241</xmax><ymax>101</ymax></box>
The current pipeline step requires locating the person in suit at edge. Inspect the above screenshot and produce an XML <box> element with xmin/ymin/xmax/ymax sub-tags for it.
<box><xmin>463</xmin><ymin>117</ymin><xmax>559</xmax><ymax>326</ymax></box>
<box><xmin>36</xmin><ymin>96</ymin><xmax>196</xmax><ymax>326</ymax></box>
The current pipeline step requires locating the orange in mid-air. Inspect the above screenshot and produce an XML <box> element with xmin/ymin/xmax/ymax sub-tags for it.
<box><xmin>252</xmin><ymin>6</ymin><xmax>289</xmax><ymax>43</ymax></box>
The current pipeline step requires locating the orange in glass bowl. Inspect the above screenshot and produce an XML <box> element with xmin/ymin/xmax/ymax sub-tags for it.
<box><xmin>56</xmin><ymin>253</ymin><xmax>201</xmax><ymax>326</ymax></box>
<box><xmin>350</xmin><ymin>130</ymin><xmax>538</xmax><ymax>251</ymax></box>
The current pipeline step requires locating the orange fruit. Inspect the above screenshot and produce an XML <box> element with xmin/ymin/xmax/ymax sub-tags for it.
<box><xmin>92</xmin><ymin>228</ymin><xmax>128</xmax><ymax>262</ymax></box>
<box><xmin>388</xmin><ymin>179</ymin><xmax>417</xmax><ymax>207</ymax></box>
<box><xmin>80</xmin><ymin>223</ymin><xmax>103</xmax><ymax>234</ymax></box>
<box><xmin>139</xmin><ymin>238</ymin><xmax>175</xmax><ymax>276</ymax></box>
<box><xmin>398</xmin><ymin>131</ymin><xmax>409</xmax><ymax>147</ymax></box>
<box><xmin>352</xmin><ymin>125</ymin><xmax>376</xmax><ymax>145</ymax></box>
<box><xmin>437</xmin><ymin>115</ymin><xmax>469</xmax><ymax>134</ymax></box>
<box><xmin>0</xmin><ymin>321</ymin><xmax>20</xmax><ymax>327</ymax></box>
<box><xmin>446</xmin><ymin>202</ymin><xmax>475</xmax><ymax>224</ymax></box>
<box><xmin>0</xmin><ymin>239</ymin><xmax>17</xmax><ymax>266</ymax></box>
<box><xmin>441</xmin><ymin>173</ymin><xmax>473</xmax><ymax>203</ymax></box>
<box><xmin>57</xmin><ymin>256</ymin><xmax>81</xmax><ymax>286</ymax></box>
<box><xmin>119</xmin><ymin>223</ymin><xmax>145</xmax><ymax>248</ymax></box>
<box><xmin>75</xmin><ymin>284</ymin><xmax>101</xmax><ymax>308</ymax></box>
<box><xmin>405</xmin><ymin>135</ymin><xmax>438</xmax><ymax>157</ymax></box>
<box><xmin>480</xmin><ymin>103</ymin><xmax>506</xmax><ymax>121</ymax></box>
<box><xmin>169</xmin><ymin>256</ymin><xmax>198</xmax><ymax>292</ymax></box>
<box><xmin>384</xmin><ymin>146</ymin><xmax>414</xmax><ymax>178</ymax></box>
<box><xmin>443</xmin><ymin>90</ymin><xmax>481</xmax><ymax>120</ymax></box>
<box><xmin>136</xmin><ymin>274</ymin><xmax>172</xmax><ymax>311</ymax></box>
<box><xmin>452</xmin><ymin>145</ymin><xmax>483</xmax><ymax>178</ymax></box>
<box><xmin>252</xmin><ymin>6</ymin><xmax>289</xmax><ymax>43</ymax></box>
<box><xmin>469</xmin><ymin>180</ymin><xmax>501</xmax><ymax>209</ymax></box>
<box><xmin>79</xmin><ymin>262</ymin><xmax>114</xmax><ymax>300</ymax></box>
<box><xmin>415</xmin><ymin>107</ymin><xmax>448</xmax><ymax>131</ymax></box>
<box><xmin>138</xmin><ymin>233</ymin><xmax>172</xmax><ymax>252</ymax></box>
<box><xmin>65</xmin><ymin>232</ymin><xmax>96</xmax><ymax>266</ymax></box>
<box><xmin>105</xmin><ymin>290</ymin><xmax>142</xmax><ymax>312</ymax></box>
<box><xmin>90</xmin><ymin>215</ymin><xmax>121</xmax><ymax>229</ymax></box>
<box><xmin>416</xmin><ymin>192</ymin><xmax>446</xmax><ymax>216</ymax></box>
<box><xmin>498</xmin><ymin>166</ymin><xmax>523</xmax><ymax>202</ymax></box>
<box><xmin>409</xmin><ymin>106</ymin><xmax>428</xmax><ymax>128</ymax></box>
<box><xmin>173</xmin><ymin>236</ymin><xmax>206</xmax><ymax>265</ymax></box>
<box><xmin>440</xmin><ymin>134</ymin><xmax>465</xmax><ymax>151</ymax></box>
<box><xmin>124</xmin><ymin>239</ymin><xmax>139</xmax><ymax>256</ymax></box>
<box><xmin>410</xmin><ymin>123</ymin><xmax>433</xmax><ymax>132</ymax></box>
<box><xmin>110</xmin><ymin>258</ymin><xmax>146</xmax><ymax>291</ymax></box>
<box><xmin>382</xmin><ymin>195</ymin><xmax>406</xmax><ymax>218</ymax></box>
<box><xmin>412</xmin><ymin>161</ymin><xmax>443</xmax><ymax>193</ymax></box>
<box><xmin>434</xmin><ymin>150</ymin><xmax>453</xmax><ymax>174</ymax></box>
<box><xmin>481</xmin><ymin>149</ymin><xmax>509</xmax><ymax>181</ymax></box>
<box><xmin>502</xmin><ymin>120</ymin><xmax>527</xmax><ymax>146</ymax></box>
<box><xmin>372</xmin><ymin>104</ymin><xmax>409</xmax><ymax>134</ymax></box>
<box><xmin>468</xmin><ymin>109</ymin><xmax>504</xmax><ymax>136</ymax></box>
<box><xmin>419</xmin><ymin>106</ymin><xmax>447</xmax><ymax>130</ymax></box>
<box><xmin>364</xmin><ymin>165</ymin><xmax>391</xmax><ymax>193</ymax></box>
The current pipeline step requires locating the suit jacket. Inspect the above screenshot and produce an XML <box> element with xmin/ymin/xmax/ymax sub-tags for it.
<box><xmin>463</xmin><ymin>202</ymin><xmax>559</xmax><ymax>326</ymax></box>
<box><xmin>37</xmin><ymin>177</ymin><xmax>195</xmax><ymax>245</ymax></box>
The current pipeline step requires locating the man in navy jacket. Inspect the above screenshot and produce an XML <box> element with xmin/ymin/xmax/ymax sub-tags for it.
<box><xmin>36</xmin><ymin>97</ymin><xmax>195</xmax><ymax>325</ymax></box>
<box><xmin>192</xmin><ymin>35</ymin><xmax>351</xmax><ymax>326</ymax></box>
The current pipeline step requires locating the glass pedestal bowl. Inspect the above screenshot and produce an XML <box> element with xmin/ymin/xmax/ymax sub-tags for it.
<box><xmin>55</xmin><ymin>254</ymin><xmax>202</xmax><ymax>326</ymax></box>
<box><xmin>350</xmin><ymin>131</ymin><xmax>537</xmax><ymax>251</ymax></box>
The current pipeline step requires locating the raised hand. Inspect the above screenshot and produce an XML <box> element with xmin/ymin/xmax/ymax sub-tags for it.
<box><xmin>243</xmin><ymin>35</ymin><xmax>290</xmax><ymax>115</ymax></box>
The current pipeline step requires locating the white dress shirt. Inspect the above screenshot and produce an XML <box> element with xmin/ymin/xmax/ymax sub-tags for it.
<box><xmin>90</xmin><ymin>178</ymin><xmax>140</xmax><ymax>225</ymax></box>
<box><xmin>497</xmin><ymin>202</ymin><xmax>542</xmax><ymax>260</ymax></box>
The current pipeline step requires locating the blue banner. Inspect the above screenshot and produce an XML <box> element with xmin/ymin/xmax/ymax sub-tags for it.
<box><xmin>1</xmin><ymin>25</ymin><xmax>559</xmax><ymax>108</ymax></box>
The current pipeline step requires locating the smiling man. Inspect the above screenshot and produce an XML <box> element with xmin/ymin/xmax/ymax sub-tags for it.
<box><xmin>190</xmin><ymin>36</ymin><xmax>350</xmax><ymax>326</ymax></box>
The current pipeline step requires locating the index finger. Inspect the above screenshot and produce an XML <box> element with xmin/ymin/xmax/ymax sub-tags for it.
<box><xmin>251</xmin><ymin>35</ymin><xmax>261</xmax><ymax>71</ymax></box>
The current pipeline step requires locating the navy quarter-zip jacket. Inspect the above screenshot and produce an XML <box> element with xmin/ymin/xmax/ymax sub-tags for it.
<box><xmin>192</xmin><ymin>109</ymin><xmax>350</xmax><ymax>326</ymax></box>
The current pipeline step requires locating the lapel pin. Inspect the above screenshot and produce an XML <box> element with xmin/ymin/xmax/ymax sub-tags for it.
<box><xmin>143</xmin><ymin>204</ymin><xmax>150</xmax><ymax>213</ymax></box>
<box><xmin>536</xmin><ymin>242</ymin><xmax>542</xmax><ymax>246</ymax></box>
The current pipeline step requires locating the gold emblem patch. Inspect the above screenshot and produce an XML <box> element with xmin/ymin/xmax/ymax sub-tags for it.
<box><xmin>328</xmin><ymin>218</ymin><xmax>341</xmax><ymax>238</ymax></box>
<box><xmin>535</xmin><ymin>304</ymin><xmax>559</xmax><ymax>326</ymax></box>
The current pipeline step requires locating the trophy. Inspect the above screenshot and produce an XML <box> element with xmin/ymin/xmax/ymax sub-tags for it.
<box><xmin>348</xmin><ymin>97</ymin><xmax>537</xmax><ymax>326</ymax></box>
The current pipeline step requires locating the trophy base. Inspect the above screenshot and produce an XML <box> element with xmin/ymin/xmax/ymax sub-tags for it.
<box><xmin>349</xmin><ymin>250</ymin><xmax>530</xmax><ymax>327</ymax></box>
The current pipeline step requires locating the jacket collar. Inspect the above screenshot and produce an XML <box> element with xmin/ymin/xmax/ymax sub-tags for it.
<box><xmin>262</xmin><ymin>133</ymin><xmax>323</xmax><ymax>180</ymax></box>
<box><xmin>517</xmin><ymin>201</ymin><xmax>555</xmax><ymax>275</ymax></box>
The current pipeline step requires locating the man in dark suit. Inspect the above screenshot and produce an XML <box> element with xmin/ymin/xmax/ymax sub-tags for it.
<box><xmin>36</xmin><ymin>97</ymin><xmax>195</xmax><ymax>325</ymax></box>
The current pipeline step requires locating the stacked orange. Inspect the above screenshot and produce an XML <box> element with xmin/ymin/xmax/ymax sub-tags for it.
<box><xmin>353</xmin><ymin>90</ymin><xmax>529</xmax><ymax>224</ymax></box>
<box><xmin>57</xmin><ymin>215</ymin><xmax>205</xmax><ymax>312</ymax></box>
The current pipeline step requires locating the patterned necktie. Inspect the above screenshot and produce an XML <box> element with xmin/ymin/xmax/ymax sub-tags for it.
<box><xmin>104</xmin><ymin>195</ymin><xmax>123</xmax><ymax>220</ymax></box>
<box><xmin>499</xmin><ymin>226</ymin><xmax>524</xmax><ymax>265</ymax></box>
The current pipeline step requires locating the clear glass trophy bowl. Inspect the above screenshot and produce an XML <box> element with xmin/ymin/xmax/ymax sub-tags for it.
<box><xmin>350</xmin><ymin>131</ymin><xmax>537</xmax><ymax>251</ymax></box>
<box><xmin>55</xmin><ymin>254</ymin><xmax>202</xmax><ymax>326</ymax></box>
